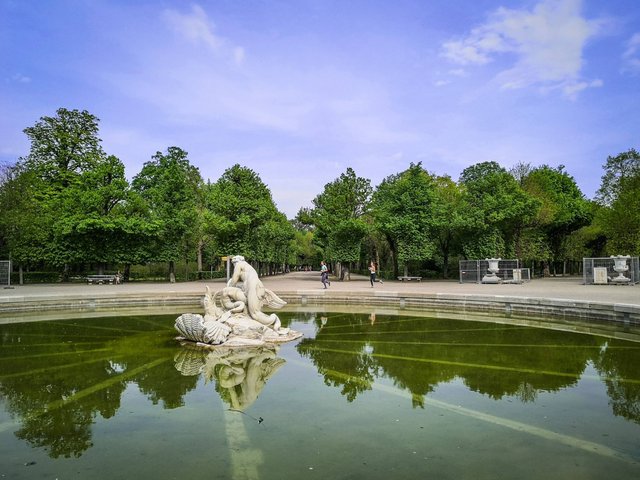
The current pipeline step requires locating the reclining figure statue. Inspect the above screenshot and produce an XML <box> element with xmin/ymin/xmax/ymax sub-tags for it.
<box><xmin>175</xmin><ymin>256</ymin><xmax>302</xmax><ymax>347</ymax></box>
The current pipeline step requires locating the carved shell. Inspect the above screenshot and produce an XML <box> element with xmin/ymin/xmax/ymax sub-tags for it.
<box><xmin>174</xmin><ymin>313</ymin><xmax>206</xmax><ymax>343</ymax></box>
<box><xmin>202</xmin><ymin>320</ymin><xmax>232</xmax><ymax>345</ymax></box>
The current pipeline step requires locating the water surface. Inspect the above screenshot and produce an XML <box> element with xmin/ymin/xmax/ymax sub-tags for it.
<box><xmin>1</xmin><ymin>310</ymin><xmax>639</xmax><ymax>479</ymax></box>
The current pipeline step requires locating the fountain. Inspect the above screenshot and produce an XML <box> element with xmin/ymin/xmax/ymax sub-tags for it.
<box><xmin>174</xmin><ymin>255</ymin><xmax>302</xmax><ymax>346</ymax></box>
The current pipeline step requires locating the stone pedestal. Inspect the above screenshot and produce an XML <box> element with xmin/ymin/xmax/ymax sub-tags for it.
<box><xmin>482</xmin><ymin>258</ymin><xmax>502</xmax><ymax>284</ymax></box>
<box><xmin>593</xmin><ymin>267</ymin><xmax>608</xmax><ymax>284</ymax></box>
<box><xmin>611</xmin><ymin>255</ymin><xmax>631</xmax><ymax>284</ymax></box>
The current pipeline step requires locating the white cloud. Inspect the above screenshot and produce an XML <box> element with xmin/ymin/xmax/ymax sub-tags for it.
<box><xmin>622</xmin><ymin>32</ymin><xmax>640</xmax><ymax>73</ymax></box>
<box><xmin>163</xmin><ymin>4</ymin><xmax>245</xmax><ymax>65</ymax></box>
<box><xmin>448</xmin><ymin>69</ymin><xmax>467</xmax><ymax>77</ymax></box>
<box><xmin>8</xmin><ymin>73</ymin><xmax>31</xmax><ymax>83</ymax></box>
<box><xmin>441</xmin><ymin>0</ymin><xmax>602</xmax><ymax>97</ymax></box>
<box><xmin>442</xmin><ymin>40</ymin><xmax>493</xmax><ymax>65</ymax></box>
<box><xmin>558</xmin><ymin>78</ymin><xmax>603</xmax><ymax>100</ymax></box>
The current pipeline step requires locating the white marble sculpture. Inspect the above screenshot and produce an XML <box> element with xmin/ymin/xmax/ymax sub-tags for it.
<box><xmin>175</xmin><ymin>256</ymin><xmax>302</xmax><ymax>347</ymax></box>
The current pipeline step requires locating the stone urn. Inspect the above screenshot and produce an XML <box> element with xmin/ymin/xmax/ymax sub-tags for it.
<box><xmin>610</xmin><ymin>255</ymin><xmax>631</xmax><ymax>283</ymax></box>
<box><xmin>482</xmin><ymin>258</ymin><xmax>502</xmax><ymax>284</ymax></box>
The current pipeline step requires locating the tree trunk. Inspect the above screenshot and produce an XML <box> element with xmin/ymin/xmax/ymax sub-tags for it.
<box><xmin>197</xmin><ymin>240</ymin><xmax>203</xmax><ymax>276</ymax></box>
<box><xmin>439</xmin><ymin>234</ymin><xmax>452</xmax><ymax>279</ymax></box>
<box><xmin>338</xmin><ymin>262</ymin><xmax>350</xmax><ymax>281</ymax></box>
<box><xmin>19</xmin><ymin>264</ymin><xmax>23</xmax><ymax>285</ymax></box>
<box><xmin>124</xmin><ymin>264</ymin><xmax>131</xmax><ymax>282</ymax></box>
<box><xmin>543</xmin><ymin>261</ymin><xmax>550</xmax><ymax>277</ymax></box>
<box><xmin>443</xmin><ymin>252</ymin><xmax>449</xmax><ymax>279</ymax></box>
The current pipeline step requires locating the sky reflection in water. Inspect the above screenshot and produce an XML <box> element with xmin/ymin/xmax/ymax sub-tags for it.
<box><xmin>1</xmin><ymin>310</ymin><xmax>639</xmax><ymax>479</ymax></box>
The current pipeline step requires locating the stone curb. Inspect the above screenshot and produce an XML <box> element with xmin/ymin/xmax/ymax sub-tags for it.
<box><xmin>1</xmin><ymin>287</ymin><xmax>639</xmax><ymax>327</ymax></box>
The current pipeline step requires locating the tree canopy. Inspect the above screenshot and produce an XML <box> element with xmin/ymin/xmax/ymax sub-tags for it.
<box><xmin>131</xmin><ymin>147</ymin><xmax>203</xmax><ymax>281</ymax></box>
<box><xmin>596</xmin><ymin>149</ymin><xmax>640</xmax><ymax>206</ymax></box>
<box><xmin>459</xmin><ymin>161</ymin><xmax>539</xmax><ymax>259</ymax></box>
<box><xmin>370</xmin><ymin>163</ymin><xmax>437</xmax><ymax>276</ymax></box>
<box><xmin>522</xmin><ymin>165</ymin><xmax>591</xmax><ymax>262</ymax></box>
<box><xmin>1</xmin><ymin>107</ymin><xmax>637</xmax><ymax>282</ymax></box>
<box><xmin>309</xmin><ymin>167</ymin><xmax>372</xmax><ymax>264</ymax></box>
<box><xmin>205</xmin><ymin>164</ymin><xmax>294</xmax><ymax>266</ymax></box>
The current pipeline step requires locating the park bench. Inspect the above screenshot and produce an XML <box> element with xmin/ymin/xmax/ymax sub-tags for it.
<box><xmin>86</xmin><ymin>274</ymin><xmax>119</xmax><ymax>285</ymax></box>
<box><xmin>397</xmin><ymin>276</ymin><xmax>422</xmax><ymax>282</ymax></box>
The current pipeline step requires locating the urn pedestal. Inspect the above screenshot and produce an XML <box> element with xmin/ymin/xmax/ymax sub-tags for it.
<box><xmin>611</xmin><ymin>255</ymin><xmax>631</xmax><ymax>284</ymax></box>
<box><xmin>482</xmin><ymin>258</ymin><xmax>502</xmax><ymax>284</ymax></box>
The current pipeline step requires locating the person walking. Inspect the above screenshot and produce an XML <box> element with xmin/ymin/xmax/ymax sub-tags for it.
<box><xmin>369</xmin><ymin>261</ymin><xmax>383</xmax><ymax>287</ymax></box>
<box><xmin>320</xmin><ymin>261</ymin><xmax>331</xmax><ymax>289</ymax></box>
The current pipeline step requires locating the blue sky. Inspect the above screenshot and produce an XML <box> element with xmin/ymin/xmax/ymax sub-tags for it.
<box><xmin>1</xmin><ymin>0</ymin><xmax>638</xmax><ymax>217</ymax></box>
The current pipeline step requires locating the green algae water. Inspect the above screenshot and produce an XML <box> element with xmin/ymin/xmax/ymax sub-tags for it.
<box><xmin>1</xmin><ymin>310</ymin><xmax>639</xmax><ymax>479</ymax></box>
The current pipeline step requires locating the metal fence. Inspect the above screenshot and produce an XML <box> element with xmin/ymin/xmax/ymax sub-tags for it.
<box><xmin>0</xmin><ymin>260</ymin><xmax>10</xmax><ymax>288</ymax></box>
<box><xmin>459</xmin><ymin>259</ymin><xmax>531</xmax><ymax>284</ymax></box>
<box><xmin>583</xmin><ymin>257</ymin><xmax>639</xmax><ymax>285</ymax></box>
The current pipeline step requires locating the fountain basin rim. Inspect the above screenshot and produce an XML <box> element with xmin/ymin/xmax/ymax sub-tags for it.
<box><xmin>1</xmin><ymin>288</ymin><xmax>639</xmax><ymax>327</ymax></box>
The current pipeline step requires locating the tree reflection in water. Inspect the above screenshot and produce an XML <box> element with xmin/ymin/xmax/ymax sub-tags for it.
<box><xmin>0</xmin><ymin>315</ymin><xmax>193</xmax><ymax>458</ymax></box>
<box><xmin>593</xmin><ymin>339</ymin><xmax>640</xmax><ymax>425</ymax></box>
<box><xmin>0</xmin><ymin>310</ymin><xmax>639</xmax><ymax>462</ymax></box>
<box><xmin>296</xmin><ymin>311</ymin><xmax>640</xmax><ymax>420</ymax></box>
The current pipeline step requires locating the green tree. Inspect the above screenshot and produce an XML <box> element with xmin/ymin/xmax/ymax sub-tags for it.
<box><xmin>596</xmin><ymin>173</ymin><xmax>640</xmax><ymax>255</ymax></box>
<box><xmin>293</xmin><ymin>207</ymin><xmax>314</xmax><ymax>231</ymax></box>
<box><xmin>57</xmin><ymin>154</ymin><xmax>159</xmax><ymax>274</ymax></box>
<box><xmin>564</xmin><ymin>221</ymin><xmax>607</xmax><ymax>262</ymax></box>
<box><xmin>596</xmin><ymin>149</ymin><xmax>640</xmax><ymax>206</ymax></box>
<box><xmin>22</xmin><ymin>107</ymin><xmax>103</xmax><ymax>188</ymax></box>
<box><xmin>290</xmin><ymin>229</ymin><xmax>321</xmax><ymax>268</ymax></box>
<box><xmin>370</xmin><ymin>163</ymin><xmax>436</xmax><ymax>278</ymax></box>
<box><xmin>522</xmin><ymin>165</ymin><xmax>591</xmax><ymax>274</ymax></box>
<box><xmin>18</xmin><ymin>108</ymin><xmax>106</xmax><ymax>272</ymax></box>
<box><xmin>206</xmin><ymin>164</ymin><xmax>293</xmax><ymax>271</ymax></box>
<box><xmin>430</xmin><ymin>175</ymin><xmax>468</xmax><ymax>278</ymax></box>
<box><xmin>459</xmin><ymin>161</ymin><xmax>538</xmax><ymax>259</ymax></box>
<box><xmin>459</xmin><ymin>161</ymin><xmax>506</xmax><ymax>184</ymax></box>
<box><xmin>0</xmin><ymin>163</ymin><xmax>47</xmax><ymax>273</ymax></box>
<box><xmin>132</xmin><ymin>147</ymin><xmax>203</xmax><ymax>282</ymax></box>
<box><xmin>309</xmin><ymin>168</ymin><xmax>372</xmax><ymax>279</ymax></box>
<box><xmin>255</xmin><ymin>212</ymin><xmax>296</xmax><ymax>272</ymax></box>
<box><xmin>2</xmin><ymin>108</ymin><xmax>142</xmax><ymax>279</ymax></box>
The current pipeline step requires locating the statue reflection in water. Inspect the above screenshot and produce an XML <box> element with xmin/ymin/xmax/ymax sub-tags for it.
<box><xmin>174</xmin><ymin>344</ymin><xmax>285</xmax><ymax>412</ymax></box>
